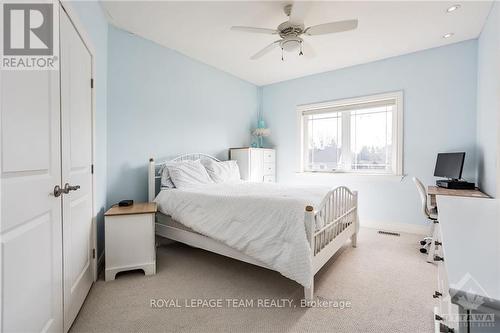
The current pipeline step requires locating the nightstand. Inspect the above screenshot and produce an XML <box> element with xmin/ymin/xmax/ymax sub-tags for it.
<box><xmin>104</xmin><ymin>202</ymin><xmax>157</xmax><ymax>281</ymax></box>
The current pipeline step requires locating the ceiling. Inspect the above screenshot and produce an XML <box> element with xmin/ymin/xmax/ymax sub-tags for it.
<box><xmin>101</xmin><ymin>1</ymin><xmax>492</xmax><ymax>86</ymax></box>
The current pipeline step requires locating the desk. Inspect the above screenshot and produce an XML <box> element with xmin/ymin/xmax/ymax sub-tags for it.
<box><xmin>428</xmin><ymin>186</ymin><xmax>489</xmax><ymax>207</ymax></box>
<box><xmin>435</xmin><ymin>196</ymin><xmax>500</xmax><ymax>332</ymax></box>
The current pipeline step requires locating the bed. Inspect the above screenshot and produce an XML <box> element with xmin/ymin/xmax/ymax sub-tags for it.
<box><xmin>148</xmin><ymin>153</ymin><xmax>358</xmax><ymax>302</ymax></box>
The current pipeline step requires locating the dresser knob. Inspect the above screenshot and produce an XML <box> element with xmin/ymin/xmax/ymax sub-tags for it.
<box><xmin>433</xmin><ymin>291</ymin><xmax>442</xmax><ymax>298</ymax></box>
<box><xmin>435</xmin><ymin>314</ymin><xmax>443</xmax><ymax>321</ymax></box>
<box><xmin>434</xmin><ymin>255</ymin><xmax>444</xmax><ymax>262</ymax></box>
<box><xmin>434</xmin><ymin>241</ymin><xmax>442</xmax><ymax>246</ymax></box>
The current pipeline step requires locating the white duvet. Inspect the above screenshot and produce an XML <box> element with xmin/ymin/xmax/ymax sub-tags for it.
<box><xmin>154</xmin><ymin>182</ymin><xmax>331</xmax><ymax>288</ymax></box>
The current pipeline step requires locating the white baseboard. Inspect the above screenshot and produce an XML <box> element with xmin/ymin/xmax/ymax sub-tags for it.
<box><xmin>360</xmin><ymin>220</ymin><xmax>430</xmax><ymax>236</ymax></box>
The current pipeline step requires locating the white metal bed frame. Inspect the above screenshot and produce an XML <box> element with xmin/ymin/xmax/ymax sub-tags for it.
<box><xmin>148</xmin><ymin>153</ymin><xmax>358</xmax><ymax>302</ymax></box>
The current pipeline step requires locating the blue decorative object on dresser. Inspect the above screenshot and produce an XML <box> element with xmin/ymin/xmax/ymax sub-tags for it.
<box><xmin>252</xmin><ymin>119</ymin><xmax>270</xmax><ymax>148</ymax></box>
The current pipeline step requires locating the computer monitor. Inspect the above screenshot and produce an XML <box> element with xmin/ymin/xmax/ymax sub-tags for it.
<box><xmin>434</xmin><ymin>152</ymin><xmax>465</xmax><ymax>180</ymax></box>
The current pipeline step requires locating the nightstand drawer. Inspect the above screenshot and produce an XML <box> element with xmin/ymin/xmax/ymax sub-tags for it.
<box><xmin>105</xmin><ymin>214</ymin><xmax>155</xmax><ymax>264</ymax></box>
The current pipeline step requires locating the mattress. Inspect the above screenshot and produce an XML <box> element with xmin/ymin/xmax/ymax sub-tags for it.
<box><xmin>154</xmin><ymin>182</ymin><xmax>331</xmax><ymax>287</ymax></box>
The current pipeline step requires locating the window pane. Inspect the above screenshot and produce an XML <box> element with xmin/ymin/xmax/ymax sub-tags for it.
<box><xmin>306</xmin><ymin>112</ymin><xmax>342</xmax><ymax>171</ymax></box>
<box><xmin>350</xmin><ymin>106</ymin><xmax>393</xmax><ymax>172</ymax></box>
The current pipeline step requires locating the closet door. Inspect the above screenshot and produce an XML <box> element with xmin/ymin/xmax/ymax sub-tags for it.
<box><xmin>60</xmin><ymin>9</ymin><xmax>93</xmax><ymax>331</ymax></box>
<box><xmin>0</xmin><ymin>69</ymin><xmax>63</xmax><ymax>330</ymax></box>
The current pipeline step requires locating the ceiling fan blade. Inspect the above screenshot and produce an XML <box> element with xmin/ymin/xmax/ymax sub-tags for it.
<box><xmin>289</xmin><ymin>1</ymin><xmax>311</xmax><ymax>26</ymax></box>
<box><xmin>301</xmin><ymin>40</ymin><xmax>315</xmax><ymax>58</ymax></box>
<box><xmin>231</xmin><ymin>26</ymin><xmax>278</xmax><ymax>34</ymax></box>
<box><xmin>251</xmin><ymin>40</ymin><xmax>281</xmax><ymax>60</ymax></box>
<box><xmin>305</xmin><ymin>19</ymin><xmax>358</xmax><ymax>35</ymax></box>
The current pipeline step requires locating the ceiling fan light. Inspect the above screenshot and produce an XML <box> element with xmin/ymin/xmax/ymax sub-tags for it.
<box><xmin>281</xmin><ymin>38</ymin><xmax>302</xmax><ymax>52</ymax></box>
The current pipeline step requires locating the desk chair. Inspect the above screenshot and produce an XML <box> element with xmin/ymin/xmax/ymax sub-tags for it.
<box><xmin>413</xmin><ymin>177</ymin><xmax>439</xmax><ymax>262</ymax></box>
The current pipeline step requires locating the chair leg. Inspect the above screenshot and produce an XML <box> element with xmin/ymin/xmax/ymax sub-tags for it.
<box><xmin>426</xmin><ymin>222</ymin><xmax>438</xmax><ymax>263</ymax></box>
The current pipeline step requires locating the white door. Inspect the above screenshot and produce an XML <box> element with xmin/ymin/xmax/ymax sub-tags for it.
<box><xmin>0</xmin><ymin>69</ymin><xmax>63</xmax><ymax>330</ymax></box>
<box><xmin>60</xmin><ymin>9</ymin><xmax>93</xmax><ymax>331</ymax></box>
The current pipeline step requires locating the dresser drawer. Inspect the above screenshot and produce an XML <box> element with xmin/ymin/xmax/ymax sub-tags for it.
<box><xmin>263</xmin><ymin>163</ymin><xmax>275</xmax><ymax>175</ymax></box>
<box><xmin>263</xmin><ymin>150</ymin><xmax>275</xmax><ymax>164</ymax></box>
<box><xmin>263</xmin><ymin>175</ymin><xmax>275</xmax><ymax>183</ymax></box>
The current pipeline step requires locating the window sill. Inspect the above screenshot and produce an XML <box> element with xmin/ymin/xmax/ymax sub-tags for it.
<box><xmin>295</xmin><ymin>171</ymin><xmax>405</xmax><ymax>181</ymax></box>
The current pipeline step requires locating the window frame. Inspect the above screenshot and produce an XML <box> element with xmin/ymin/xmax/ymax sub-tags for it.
<box><xmin>297</xmin><ymin>91</ymin><xmax>404</xmax><ymax>175</ymax></box>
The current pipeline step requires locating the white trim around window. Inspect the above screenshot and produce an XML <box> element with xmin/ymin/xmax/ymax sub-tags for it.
<box><xmin>297</xmin><ymin>91</ymin><xmax>404</xmax><ymax>175</ymax></box>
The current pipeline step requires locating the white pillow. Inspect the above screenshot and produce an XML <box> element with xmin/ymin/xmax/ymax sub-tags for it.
<box><xmin>159</xmin><ymin>163</ymin><xmax>176</xmax><ymax>188</ymax></box>
<box><xmin>202</xmin><ymin>160</ymin><xmax>241</xmax><ymax>183</ymax></box>
<box><xmin>167</xmin><ymin>160</ymin><xmax>214</xmax><ymax>189</ymax></box>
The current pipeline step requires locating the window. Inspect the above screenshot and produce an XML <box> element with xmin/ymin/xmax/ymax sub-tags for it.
<box><xmin>298</xmin><ymin>92</ymin><xmax>403</xmax><ymax>175</ymax></box>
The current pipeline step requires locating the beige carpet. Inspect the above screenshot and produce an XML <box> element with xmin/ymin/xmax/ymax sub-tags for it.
<box><xmin>70</xmin><ymin>228</ymin><xmax>436</xmax><ymax>333</ymax></box>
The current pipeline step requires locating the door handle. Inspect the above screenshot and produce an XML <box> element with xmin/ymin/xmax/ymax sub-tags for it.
<box><xmin>63</xmin><ymin>183</ymin><xmax>80</xmax><ymax>193</ymax></box>
<box><xmin>53</xmin><ymin>185</ymin><xmax>64</xmax><ymax>197</ymax></box>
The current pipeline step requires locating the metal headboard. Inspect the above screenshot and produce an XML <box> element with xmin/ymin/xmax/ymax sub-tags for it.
<box><xmin>148</xmin><ymin>153</ymin><xmax>221</xmax><ymax>201</ymax></box>
<box><xmin>168</xmin><ymin>153</ymin><xmax>220</xmax><ymax>164</ymax></box>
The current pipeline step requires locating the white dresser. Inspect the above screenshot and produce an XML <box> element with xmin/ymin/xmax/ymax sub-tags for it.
<box><xmin>230</xmin><ymin>148</ymin><xmax>276</xmax><ymax>183</ymax></box>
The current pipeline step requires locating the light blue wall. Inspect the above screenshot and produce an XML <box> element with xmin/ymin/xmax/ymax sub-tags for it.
<box><xmin>262</xmin><ymin>40</ymin><xmax>478</xmax><ymax>227</ymax></box>
<box><xmin>70</xmin><ymin>1</ymin><xmax>108</xmax><ymax>255</ymax></box>
<box><xmin>66</xmin><ymin>2</ymin><xmax>485</xmax><ymax>232</ymax></box>
<box><xmin>106</xmin><ymin>26</ymin><xmax>258</xmax><ymax>205</ymax></box>
<box><xmin>476</xmin><ymin>3</ymin><xmax>500</xmax><ymax>198</ymax></box>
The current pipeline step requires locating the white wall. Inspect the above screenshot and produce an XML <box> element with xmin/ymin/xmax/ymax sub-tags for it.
<box><xmin>69</xmin><ymin>1</ymin><xmax>492</xmax><ymax>234</ymax></box>
<box><xmin>262</xmin><ymin>40</ymin><xmax>478</xmax><ymax>229</ymax></box>
<box><xmin>476</xmin><ymin>2</ymin><xmax>500</xmax><ymax>198</ymax></box>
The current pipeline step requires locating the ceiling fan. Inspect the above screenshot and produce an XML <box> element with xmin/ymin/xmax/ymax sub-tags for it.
<box><xmin>230</xmin><ymin>2</ymin><xmax>358</xmax><ymax>60</ymax></box>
